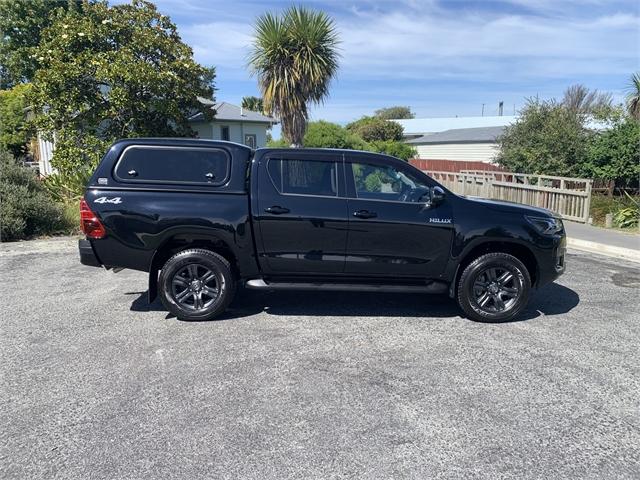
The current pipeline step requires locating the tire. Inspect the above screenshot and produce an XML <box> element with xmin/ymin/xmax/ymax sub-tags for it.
<box><xmin>158</xmin><ymin>249</ymin><xmax>236</xmax><ymax>321</ymax></box>
<box><xmin>456</xmin><ymin>252</ymin><xmax>531</xmax><ymax>323</ymax></box>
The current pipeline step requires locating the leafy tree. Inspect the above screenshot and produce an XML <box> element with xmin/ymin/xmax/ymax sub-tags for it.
<box><xmin>562</xmin><ymin>84</ymin><xmax>612</xmax><ymax>116</ymax></box>
<box><xmin>0</xmin><ymin>0</ymin><xmax>88</xmax><ymax>88</ymax></box>
<box><xmin>346</xmin><ymin>116</ymin><xmax>403</xmax><ymax>142</ymax></box>
<box><xmin>0</xmin><ymin>83</ymin><xmax>32</xmax><ymax>157</ymax></box>
<box><xmin>241</xmin><ymin>96</ymin><xmax>264</xmax><ymax>113</ymax></box>
<box><xmin>626</xmin><ymin>72</ymin><xmax>640</xmax><ymax>120</ymax></box>
<box><xmin>496</xmin><ymin>98</ymin><xmax>591</xmax><ymax>176</ymax></box>
<box><xmin>582</xmin><ymin>117</ymin><xmax>640</xmax><ymax>186</ymax></box>
<box><xmin>374</xmin><ymin>106</ymin><xmax>414</xmax><ymax>120</ymax></box>
<box><xmin>30</xmin><ymin>0</ymin><xmax>215</xmax><ymax>177</ymax></box>
<box><xmin>303</xmin><ymin>121</ymin><xmax>368</xmax><ymax>150</ymax></box>
<box><xmin>248</xmin><ymin>6</ymin><xmax>339</xmax><ymax>147</ymax></box>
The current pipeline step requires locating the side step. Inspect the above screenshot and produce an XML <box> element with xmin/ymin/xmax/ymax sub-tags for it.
<box><xmin>244</xmin><ymin>278</ymin><xmax>447</xmax><ymax>294</ymax></box>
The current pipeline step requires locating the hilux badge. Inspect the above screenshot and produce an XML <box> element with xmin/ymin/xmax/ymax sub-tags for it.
<box><xmin>429</xmin><ymin>218</ymin><xmax>452</xmax><ymax>224</ymax></box>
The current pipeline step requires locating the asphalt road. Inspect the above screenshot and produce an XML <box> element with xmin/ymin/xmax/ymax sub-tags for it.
<box><xmin>1</xmin><ymin>238</ymin><xmax>639</xmax><ymax>479</ymax></box>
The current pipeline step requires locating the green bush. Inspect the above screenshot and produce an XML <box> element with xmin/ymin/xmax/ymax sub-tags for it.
<box><xmin>589</xmin><ymin>192</ymin><xmax>639</xmax><ymax>229</ymax></box>
<box><xmin>368</xmin><ymin>140</ymin><xmax>417</xmax><ymax>161</ymax></box>
<box><xmin>0</xmin><ymin>150</ymin><xmax>71</xmax><ymax>241</ymax></box>
<box><xmin>346</xmin><ymin>116</ymin><xmax>403</xmax><ymax>142</ymax></box>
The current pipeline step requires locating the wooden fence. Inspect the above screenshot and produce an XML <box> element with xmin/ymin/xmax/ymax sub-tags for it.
<box><xmin>425</xmin><ymin>170</ymin><xmax>593</xmax><ymax>223</ymax></box>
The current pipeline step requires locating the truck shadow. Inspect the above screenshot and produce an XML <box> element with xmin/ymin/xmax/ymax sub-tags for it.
<box><xmin>129</xmin><ymin>281</ymin><xmax>579</xmax><ymax>323</ymax></box>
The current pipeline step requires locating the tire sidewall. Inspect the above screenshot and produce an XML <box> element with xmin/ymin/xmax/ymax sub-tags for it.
<box><xmin>458</xmin><ymin>254</ymin><xmax>531</xmax><ymax>322</ymax></box>
<box><xmin>159</xmin><ymin>250</ymin><xmax>234</xmax><ymax>321</ymax></box>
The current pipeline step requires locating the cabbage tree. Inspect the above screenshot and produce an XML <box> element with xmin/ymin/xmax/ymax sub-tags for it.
<box><xmin>248</xmin><ymin>6</ymin><xmax>339</xmax><ymax>147</ymax></box>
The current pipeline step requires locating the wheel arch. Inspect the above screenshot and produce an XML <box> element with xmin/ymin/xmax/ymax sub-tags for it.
<box><xmin>450</xmin><ymin>240</ymin><xmax>538</xmax><ymax>298</ymax></box>
<box><xmin>147</xmin><ymin>235</ymin><xmax>239</xmax><ymax>303</ymax></box>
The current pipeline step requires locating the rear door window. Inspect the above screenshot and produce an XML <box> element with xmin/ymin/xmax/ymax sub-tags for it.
<box><xmin>115</xmin><ymin>146</ymin><xmax>230</xmax><ymax>185</ymax></box>
<box><xmin>267</xmin><ymin>158</ymin><xmax>338</xmax><ymax>197</ymax></box>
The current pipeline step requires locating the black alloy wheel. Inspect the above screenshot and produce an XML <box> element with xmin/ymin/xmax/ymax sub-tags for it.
<box><xmin>457</xmin><ymin>252</ymin><xmax>531</xmax><ymax>322</ymax></box>
<box><xmin>159</xmin><ymin>249</ymin><xmax>235</xmax><ymax>321</ymax></box>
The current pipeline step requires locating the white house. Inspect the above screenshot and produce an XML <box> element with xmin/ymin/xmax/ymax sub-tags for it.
<box><xmin>189</xmin><ymin>99</ymin><xmax>277</xmax><ymax>149</ymax></box>
<box><xmin>35</xmin><ymin>99</ymin><xmax>278</xmax><ymax>175</ymax></box>
<box><xmin>392</xmin><ymin>116</ymin><xmax>516</xmax><ymax>172</ymax></box>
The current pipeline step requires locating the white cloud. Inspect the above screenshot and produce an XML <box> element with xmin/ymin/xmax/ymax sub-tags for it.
<box><xmin>166</xmin><ymin>0</ymin><xmax>639</xmax><ymax>120</ymax></box>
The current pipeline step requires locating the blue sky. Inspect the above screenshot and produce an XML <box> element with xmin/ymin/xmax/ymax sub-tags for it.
<box><xmin>150</xmin><ymin>0</ymin><xmax>638</xmax><ymax>122</ymax></box>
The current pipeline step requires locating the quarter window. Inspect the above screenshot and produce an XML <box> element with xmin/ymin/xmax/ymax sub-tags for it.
<box><xmin>351</xmin><ymin>162</ymin><xmax>430</xmax><ymax>203</ymax></box>
<box><xmin>268</xmin><ymin>158</ymin><xmax>337</xmax><ymax>197</ymax></box>
<box><xmin>115</xmin><ymin>146</ymin><xmax>229</xmax><ymax>185</ymax></box>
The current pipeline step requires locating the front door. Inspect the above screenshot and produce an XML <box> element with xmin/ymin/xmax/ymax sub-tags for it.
<box><xmin>255</xmin><ymin>151</ymin><xmax>348</xmax><ymax>274</ymax></box>
<box><xmin>344</xmin><ymin>155</ymin><xmax>454</xmax><ymax>278</ymax></box>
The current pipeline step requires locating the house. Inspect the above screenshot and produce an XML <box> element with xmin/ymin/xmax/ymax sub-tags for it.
<box><xmin>393</xmin><ymin>116</ymin><xmax>517</xmax><ymax>172</ymax></box>
<box><xmin>35</xmin><ymin>99</ymin><xmax>278</xmax><ymax>175</ymax></box>
<box><xmin>189</xmin><ymin>99</ymin><xmax>277</xmax><ymax>149</ymax></box>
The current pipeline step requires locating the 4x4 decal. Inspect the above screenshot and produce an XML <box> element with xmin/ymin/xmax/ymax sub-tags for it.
<box><xmin>94</xmin><ymin>196</ymin><xmax>123</xmax><ymax>205</ymax></box>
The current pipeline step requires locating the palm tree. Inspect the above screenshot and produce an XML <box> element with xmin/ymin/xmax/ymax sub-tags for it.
<box><xmin>248</xmin><ymin>6</ymin><xmax>339</xmax><ymax>147</ymax></box>
<box><xmin>626</xmin><ymin>73</ymin><xmax>640</xmax><ymax>120</ymax></box>
<box><xmin>241</xmin><ymin>96</ymin><xmax>264</xmax><ymax>114</ymax></box>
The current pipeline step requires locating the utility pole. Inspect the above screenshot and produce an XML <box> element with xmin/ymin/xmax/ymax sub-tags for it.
<box><xmin>498</xmin><ymin>101</ymin><xmax>504</xmax><ymax>116</ymax></box>
<box><xmin>481</xmin><ymin>103</ymin><xmax>485</xmax><ymax>116</ymax></box>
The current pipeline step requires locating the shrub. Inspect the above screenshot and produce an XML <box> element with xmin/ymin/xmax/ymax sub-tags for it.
<box><xmin>346</xmin><ymin>116</ymin><xmax>403</xmax><ymax>142</ymax></box>
<box><xmin>0</xmin><ymin>150</ymin><xmax>69</xmax><ymax>241</ymax></box>
<box><xmin>303</xmin><ymin>121</ymin><xmax>370</xmax><ymax>150</ymax></box>
<box><xmin>368</xmin><ymin>140</ymin><xmax>417</xmax><ymax>161</ymax></box>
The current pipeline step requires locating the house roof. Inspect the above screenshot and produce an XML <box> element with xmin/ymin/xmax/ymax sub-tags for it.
<box><xmin>394</xmin><ymin>115</ymin><xmax>517</xmax><ymax>136</ymax></box>
<box><xmin>406</xmin><ymin>126</ymin><xmax>506</xmax><ymax>145</ymax></box>
<box><xmin>190</xmin><ymin>100</ymin><xmax>277</xmax><ymax>124</ymax></box>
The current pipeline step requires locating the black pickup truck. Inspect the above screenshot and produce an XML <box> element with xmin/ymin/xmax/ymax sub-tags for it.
<box><xmin>79</xmin><ymin>138</ymin><xmax>566</xmax><ymax>322</ymax></box>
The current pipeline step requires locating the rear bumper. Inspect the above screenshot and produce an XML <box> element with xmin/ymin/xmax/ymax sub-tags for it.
<box><xmin>78</xmin><ymin>239</ymin><xmax>102</xmax><ymax>267</ymax></box>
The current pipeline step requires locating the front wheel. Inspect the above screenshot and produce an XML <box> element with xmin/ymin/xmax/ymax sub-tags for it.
<box><xmin>457</xmin><ymin>252</ymin><xmax>531</xmax><ymax>322</ymax></box>
<box><xmin>159</xmin><ymin>249</ymin><xmax>236</xmax><ymax>321</ymax></box>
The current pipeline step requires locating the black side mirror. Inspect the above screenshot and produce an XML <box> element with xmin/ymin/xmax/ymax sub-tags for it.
<box><xmin>430</xmin><ymin>186</ymin><xmax>446</xmax><ymax>206</ymax></box>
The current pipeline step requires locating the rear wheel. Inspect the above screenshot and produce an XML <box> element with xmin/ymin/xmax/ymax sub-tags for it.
<box><xmin>457</xmin><ymin>252</ymin><xmax>531</xmax><ymax>322</ymax></box>
<box><xmin>159</xmin><ymin>249</ymin><xmax>235</xmax><ymax>321</ymax></box>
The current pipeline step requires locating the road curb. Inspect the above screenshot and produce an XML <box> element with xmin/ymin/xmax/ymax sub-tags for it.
<box><xmin>567</xmin><ymin>237</ymin><xmax>640</xmax><ymax>264</ymax></box>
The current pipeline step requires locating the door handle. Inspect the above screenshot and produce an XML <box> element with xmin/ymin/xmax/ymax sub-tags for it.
<box><xmin>265</xmin><ymin>206</ymin><xmax>290</xmax><ymax>215</ymax></box>
<box><xmin>353</xmin><ymin>210</ymin><xmax>377</xmax><ymax>219</ymax></box>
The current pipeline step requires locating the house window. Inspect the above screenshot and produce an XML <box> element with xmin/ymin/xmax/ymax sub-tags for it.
<box><xmin>244</xmin><ymin>134</ymin><xmax>256</xmax><ymax>149</ymax></box>
<box><xmin>220</xmin><ymin>126</ymin><xmax>230</xmax><ymax>141</ymax></box>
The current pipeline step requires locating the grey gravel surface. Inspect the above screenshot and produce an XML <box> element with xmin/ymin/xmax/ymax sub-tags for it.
<box><xmin>1</xmin><ymin>238</ymin><xmax>639</xmax><ymax>479</ymax></box>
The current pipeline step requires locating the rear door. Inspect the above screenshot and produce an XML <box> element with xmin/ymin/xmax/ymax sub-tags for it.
<box><xmin>254</xmin><ymin>151</ymin><xmax>349</xmax><ymax>274</ymax></box>
<box><xmin>344</xmin><ymin>154</ymin><xmax>454</xmax><ymax>278</ymax></box>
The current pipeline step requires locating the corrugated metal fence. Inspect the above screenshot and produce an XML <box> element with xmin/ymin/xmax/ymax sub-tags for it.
<box><xmin>426</xmin><ymin>170</ymin><xmax>593</xmax><ymax>223</ymax></box>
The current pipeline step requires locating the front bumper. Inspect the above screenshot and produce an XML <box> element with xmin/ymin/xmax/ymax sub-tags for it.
<box><xmin>78</xmin><ymin>239</ymin><xmax>102</xmax><ymax>267</ymax></box>
<box><xmin>536</xmin><ymin>234</ymin><xmax>566</xmax><ymax>287</ymax></box>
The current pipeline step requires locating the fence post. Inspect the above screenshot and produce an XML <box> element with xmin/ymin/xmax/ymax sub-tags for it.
<box><xmin>583</xmin><ymin>180</ymin><xmax>592</xmax><ymax>223</ymax></box>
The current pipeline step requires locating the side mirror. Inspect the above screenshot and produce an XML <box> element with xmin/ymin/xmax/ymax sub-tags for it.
<box><xmin>430</xmin><ymin>186</ymin><xmax>446</xmax><ymax>206</ymax></box>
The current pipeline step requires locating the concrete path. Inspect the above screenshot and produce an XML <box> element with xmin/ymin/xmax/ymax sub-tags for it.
<box><xmin>564</xmin><ymin>220</ymin><xmax>640</xmax><ymax>263</ymax></box>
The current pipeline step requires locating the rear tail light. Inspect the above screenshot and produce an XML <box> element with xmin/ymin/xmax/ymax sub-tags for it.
<box><xmin>80</xmin><ymin>198</ymin><xmax>106</xmax><ymax>239</ymax></box>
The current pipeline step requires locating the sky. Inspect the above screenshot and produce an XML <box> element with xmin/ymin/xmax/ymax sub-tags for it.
<box><xmin>147</xmin><ymin>0</ymin><xmax>638</xmax><ymax>123</ymax></box>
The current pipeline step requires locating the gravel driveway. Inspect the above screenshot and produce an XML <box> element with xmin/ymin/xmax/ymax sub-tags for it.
<box><xmin>1</xmin><ymin>237</ymin><xmax>639</xmax><ymax>479</ymax></box>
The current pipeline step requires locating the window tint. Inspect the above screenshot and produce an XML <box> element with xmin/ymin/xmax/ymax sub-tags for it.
<box><xmin>115</xmin><ymin>146</ymin><xmax>229</xmax><ymax>185</ymax></box>
<box><xmin>351</xmin><ymin>162</ymin><xmax>430</xmax><ymax>203</ymax></box>
<box><xmin>268</xmin><ymin>158</ymin><xmax>337</xmax><ymax>197</ymax></box>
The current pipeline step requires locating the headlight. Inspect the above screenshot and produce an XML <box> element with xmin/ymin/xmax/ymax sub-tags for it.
<box><xmin>525</xmin><ymin>215</ymin><xmax>563</xmax><ymax>235</ymax></box>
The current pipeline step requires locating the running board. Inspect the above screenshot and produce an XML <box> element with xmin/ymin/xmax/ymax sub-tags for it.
<box><xmin>244</xmin><ymin>278</ymin><xmax>447</xmax><ymax>294</ymax></box>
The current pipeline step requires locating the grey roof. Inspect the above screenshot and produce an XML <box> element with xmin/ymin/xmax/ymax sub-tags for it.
<box><xmin>190</xmin><ymin>100</ymin><xmax>277</xmax><ymax>124</ymax></box>
<box><xmin>405</xmin><ymin>126</ymin><xmax>506</xmax><ymax>144</ymax></box>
